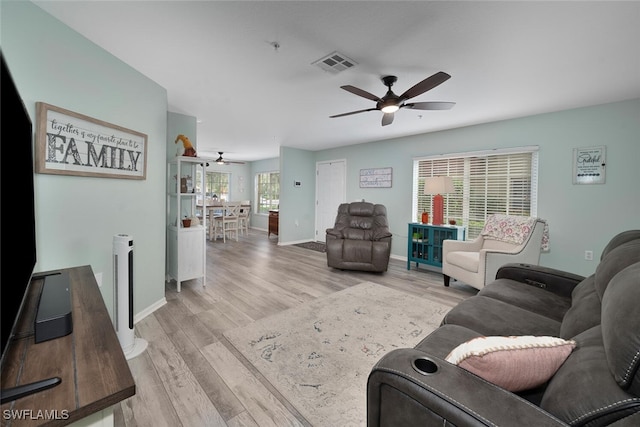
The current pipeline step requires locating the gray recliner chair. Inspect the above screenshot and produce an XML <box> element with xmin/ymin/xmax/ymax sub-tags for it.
<box><xmin>326</xmin><ymin>202</ymin><xmax>392</xmax><ymax>272</ymax></box>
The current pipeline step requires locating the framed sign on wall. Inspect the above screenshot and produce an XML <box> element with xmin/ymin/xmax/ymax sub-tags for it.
<box><xmin>35</xmin><ymin>102</ymin><xmax>147</xmax><ymax>180</ymax></box>
<box><xmin>572</xmin><ymin>145</ymin><xmax>606</xmax><ymax>185</ymax></box>
<box><xmin>359</xmin><ymin>167</ymin><xmax>392</xmax><ymax>188</ymax></box>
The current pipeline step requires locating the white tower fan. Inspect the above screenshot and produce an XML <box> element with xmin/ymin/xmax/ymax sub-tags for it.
<box><xmin>113</xmin><ymin>234</ymin><xmax>147</xmax><ymax>359</ymax></box>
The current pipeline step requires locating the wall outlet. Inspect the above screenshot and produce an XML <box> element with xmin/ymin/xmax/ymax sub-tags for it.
<box><xmin>584</xmin><ymin>250</ymin><xmax>593</xmax><ymax>261</ymax></box>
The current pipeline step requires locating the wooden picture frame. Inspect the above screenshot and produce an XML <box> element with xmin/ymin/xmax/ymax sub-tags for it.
<box><xmin>572</xmin><ymin>145</ymin><xmax>606</xmax><ymax>185</ymax></box>
<box><xmin>359</xmin><ymin>167</ymin><xmax>392</xmax><ymax>188</ymax></box>
<box><xmin>35</xmin><ymin>102</ymin><xmax>147</xmax><ymax>179</ymax></box>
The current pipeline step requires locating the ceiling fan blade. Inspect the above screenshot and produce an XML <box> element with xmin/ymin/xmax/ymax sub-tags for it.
<box><xmin>381</xmin><ymin>112</ymin><xmax>394</xmax><ymax>126</ymax></box>
<box><xmin>400</xmin><ymin>71</ymin><xmax>451</xmax><ymax>100</ymax></box>
<box><xmin>404</xmin><ymin>101</ymin><xmax>456</xmax><ymax>110</ymax></box>
<box><xmin>340</xmin><ymin>85</ymin><xmax>382</xmax><ymax>102</ymax></box>
<box><xmin>330</xmin><ymin>108</ymin><xmax>377</xmax><ymax>118</ymax></box>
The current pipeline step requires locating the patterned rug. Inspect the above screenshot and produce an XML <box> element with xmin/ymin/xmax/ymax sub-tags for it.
<box><xmin>293</xmin><ymin>241</ymin><xmax>326</xmax><ymax>252</ymax></box>
<box><xmin>223</xmin><ymin>282</ymin><xmax>451</xmax><ymax>426</ymax></box>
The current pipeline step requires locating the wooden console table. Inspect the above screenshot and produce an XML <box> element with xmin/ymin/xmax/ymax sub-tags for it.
<box><xmin>407</xmin><ymin>223</ymin><xmax>466</xmax><ymax>270</ymax></box>
<box><xmin>0</xmin><ymin>265</ymin><xmax>135</xmax><ymax>426</ymax></box>
<box><xmin>268</xmin><ymin>209</ymin><xmax>279</xmax><ymax>237</ymax></box>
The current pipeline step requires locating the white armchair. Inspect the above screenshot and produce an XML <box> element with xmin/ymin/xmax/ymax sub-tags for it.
<box><xmin>442</xmin><ymin>214</ymin><xmax>548</xmax><ymax>290</ymax></box>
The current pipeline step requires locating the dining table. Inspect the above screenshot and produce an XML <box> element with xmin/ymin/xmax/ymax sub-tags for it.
<box><xmin>196</xmin><ymin>202</ymin><xmax>251</xmax><ymax>240</ymax></box>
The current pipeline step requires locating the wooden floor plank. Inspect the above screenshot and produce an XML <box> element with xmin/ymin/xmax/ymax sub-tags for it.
<box><xmin>119</xmin><ymin>351</ymin><xmax>182</xmax><ymax>427</ymax></box>
<box><xmin>226</xmin><ymin>411</ymin><xmax>260</xmax><ymax>427</ymax></box>
<box><xmin>167</xmin><ymin>329</ymin><xmax>245</xmax><ymax>423</ymax></box>
<box><xmin>146</xmin><ymin>335</ymin><xmax>227</xmax><ymax>426</ymax></box>
<box><xmin>201</xmin><ymin>341</ymin><xmax>306</xmax><ymax>427</ymax></box>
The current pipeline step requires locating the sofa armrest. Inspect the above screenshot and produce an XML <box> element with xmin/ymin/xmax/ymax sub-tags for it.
<box><xmin>443</xmin><ymin>235</ymin><xmax>484</xmax><ymax>252</ymax></box>
<box><xmin>372</xmin><ymin>229</ymin><xmax>393</xmax><ymax>241</ymax></box>
<box><xmin>495</xmin><ymin>263</ymin><xmax>586</xmax><ymax>298</ymax></box>
<box><xmin>326</xmin><ymin>228</ymin><xmax>343</xmax><ymax>239</ymax></box>
<box><xmin>368</xmin><ymin>348</ymin><xmax>568</xmax><ymax>427</ymax></box>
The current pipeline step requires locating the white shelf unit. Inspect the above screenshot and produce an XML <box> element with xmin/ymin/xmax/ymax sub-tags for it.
<box><xmin>166</xmin><ymin>156</ymin><xmax>210</xmax><ymax>292</ymax></box>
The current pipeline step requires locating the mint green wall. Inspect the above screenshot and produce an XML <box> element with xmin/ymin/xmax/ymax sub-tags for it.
<box><xmin>279</xmin><ymin>146</ymin><xmax>316</xmax><ymax>243</ymax></box>
<box><xmin>280</xmin><ymin>99</ymin><xmax>640</xmax><ymax>277</ymax></box>
<box><xmin>2</xmin><ymin>1</ymin><xmax>168</xmax><ymax>318</ymax></box>
<box><xmin>250</xmin><ymin>157</ymin><xmax>279</xmax><ymax>231</ymax></box>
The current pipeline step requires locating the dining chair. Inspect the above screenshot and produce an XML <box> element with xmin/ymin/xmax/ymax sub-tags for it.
<box><xmin>238</xmin><ymin>201</ymin><xmax>251</xmax><ymax>236</ymax></box>
<box><xmin>206</xmin><ymin>201</ymin><xmax>224</xmax><ymax>241</ymax></box>
<box><xmin>215</xmin><ymin>202</ymin><xmax>240</xmax><ymax>242</ymax></box>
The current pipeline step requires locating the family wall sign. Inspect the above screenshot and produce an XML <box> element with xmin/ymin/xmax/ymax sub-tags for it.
<box><xmin>35</xmin><ymin>102</ymin><xmax>147</xmax><ymax>180</ymax></box>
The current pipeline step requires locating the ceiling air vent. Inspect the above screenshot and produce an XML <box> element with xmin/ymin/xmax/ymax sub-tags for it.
<box><xmin>312</xmin><ymin>51</ymin><xmax>357</xmax><ymax>74</ymax></box>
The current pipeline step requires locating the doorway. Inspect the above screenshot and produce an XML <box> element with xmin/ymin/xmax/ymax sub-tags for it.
<box><xmin>315</xmin><ymin>160</ymin><xmax>346</xmax><ymax>242</ymax></box>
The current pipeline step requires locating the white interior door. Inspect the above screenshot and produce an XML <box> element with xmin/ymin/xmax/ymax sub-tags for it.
<box><xmin>316</xmin><ymin>160</ymin><xmax>346</xmax><ymax>242</ymax></box>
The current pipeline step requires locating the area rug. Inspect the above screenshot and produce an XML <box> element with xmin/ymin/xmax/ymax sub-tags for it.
<box><xmin>293</xmin><ymin>241</ymin><xmax>326</xmax><ymax>252</ymax></box>
<box><xmin>223</xmin><ymin>281</ymin><xmax>451</xmax><ymax>426</ymax></box>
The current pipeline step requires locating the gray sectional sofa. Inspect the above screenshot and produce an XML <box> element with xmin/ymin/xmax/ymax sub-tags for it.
<box><xmin>368</xmin><ymin>230</ymin><xmax>640</xmax><ymax>426</ymax></box>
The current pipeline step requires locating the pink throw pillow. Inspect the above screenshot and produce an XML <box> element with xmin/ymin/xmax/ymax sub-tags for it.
<box><xmin>445</xmin><ymin>336</ymin><xmax>576</xmax><ymax>392</ymax></box>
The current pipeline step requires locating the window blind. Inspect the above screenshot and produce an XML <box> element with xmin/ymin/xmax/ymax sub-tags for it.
<box><xmin>413</xmin><ymin>147</ymin><xmax>539</xmax><ymax>239</ymax></box>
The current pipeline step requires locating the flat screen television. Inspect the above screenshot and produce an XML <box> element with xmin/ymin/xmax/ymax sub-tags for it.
<box><xmin>1</xmin><ymin>53</ymin><xmax>60</xmax><ymax>403</ymax></box>
<box><xmin>0</xmin><ymin>52</ymin><xmax>37</xmax><ymax>367</ymax></box>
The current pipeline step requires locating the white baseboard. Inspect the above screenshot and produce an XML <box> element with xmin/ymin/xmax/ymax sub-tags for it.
<box><xmin>134</xmin><ymin>297</ymin><xmax>167</xmax><ymax>324</ymax></box>
<box><xmin>278</xmin><ymin>238</ymin><xmax>319</xmax><ymax>246</ymax></box>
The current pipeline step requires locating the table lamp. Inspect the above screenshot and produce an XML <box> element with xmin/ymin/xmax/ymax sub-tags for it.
<box><xmin>424</xmin><ymin>176</ymin><xmax>455</xmax><ymax>225</ymax></box>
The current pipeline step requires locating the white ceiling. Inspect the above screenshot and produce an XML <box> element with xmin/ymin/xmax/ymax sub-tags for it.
<box><xmin>33</xmin><ymin>1</ymin><xmax>640</xmax><ymax>162</ymax></box>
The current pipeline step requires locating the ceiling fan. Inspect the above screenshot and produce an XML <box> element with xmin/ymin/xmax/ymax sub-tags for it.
<box><xmin>330</xmin><ymin>71</ymin><xmax>455</xmax><ymax>126</ymax></box>
<box><xmin>214</xmin><ymin>152</ymin><xmax>245</xmax><ymax>165</ymax></box>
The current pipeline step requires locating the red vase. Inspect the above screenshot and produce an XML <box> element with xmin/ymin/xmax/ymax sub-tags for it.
<box><xmin>421</xmin><ymin>212</ymin><xmax>429</xmax><ymax>224</ymax></box>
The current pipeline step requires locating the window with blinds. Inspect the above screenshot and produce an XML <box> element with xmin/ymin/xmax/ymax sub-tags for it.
<box><xmin>256</xmin><ymin>171</ymin><xmax>280</xmax><ymax>214</ymax></box>
<box><xmin>195</xmin><ymin>171</ymin><xmax>230</xmax><ymax>200</ymax></box>
<box><xmin>413</xmin><ymin>147</ymin><xmax>539</xmax><ymax>239</ymax></box>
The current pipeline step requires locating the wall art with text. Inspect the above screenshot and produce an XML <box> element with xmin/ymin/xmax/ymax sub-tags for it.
<box><xmin>35</xmin><ymin>102</ymin><xmax>147</xmax><ymax>180</ymax></box>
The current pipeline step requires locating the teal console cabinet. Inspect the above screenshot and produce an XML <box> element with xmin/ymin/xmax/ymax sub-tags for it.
<box><xmin>407</xmin><ymin>223</ymin><xmax>465</xmax><ymax>270</ymax></box>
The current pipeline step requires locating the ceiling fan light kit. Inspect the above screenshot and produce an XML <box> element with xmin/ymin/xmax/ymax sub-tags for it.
<box><xmin>214</xmin><ymin>152</ymin><xmax>246</xmax><ymax>165</ymax></box>
<box><xmin>380</xmin><ymin>103</ymin><xmax>399</xmax><ymax>114</ymax></box>
<box><xmin>330</xmin><ymin>71</ymin><xmax>455</xmax><ymax>126</ymax></box>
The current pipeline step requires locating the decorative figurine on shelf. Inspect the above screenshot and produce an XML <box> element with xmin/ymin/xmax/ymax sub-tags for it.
<box><xmin>175</xmin><ymin>134</ymin><xmax>197</xmax><ymax>157</ymax></box>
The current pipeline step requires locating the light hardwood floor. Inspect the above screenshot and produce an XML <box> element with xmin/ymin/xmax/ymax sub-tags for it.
<box><xmin>113</xmin><ymin>230</ymin><xmax>477</xmax><ymax>427</ymax></box>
